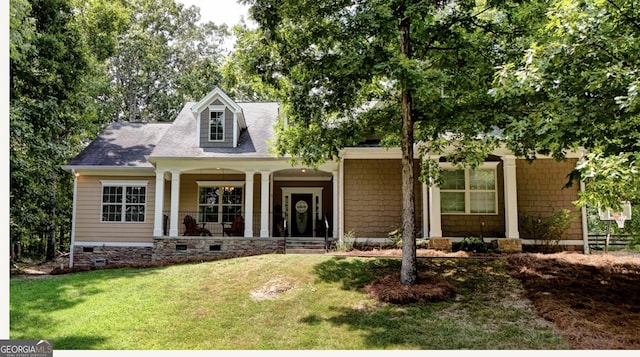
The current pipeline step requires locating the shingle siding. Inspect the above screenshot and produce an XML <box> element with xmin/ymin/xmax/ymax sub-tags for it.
<box><xmin>343</xmin><ymin>159</ymin><xmax>423</xmax><ymax>238</ymax></box>
<box><xmin>516</xmin><ymin>158</ymin><xmax>583</xmax><ymax>240</ymax></box>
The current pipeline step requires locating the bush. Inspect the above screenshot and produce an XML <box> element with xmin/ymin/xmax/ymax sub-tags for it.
<box><xmin>520</xmin><ymin>209</ymin><xmax>576</xmax><ymax>252</ymax></box>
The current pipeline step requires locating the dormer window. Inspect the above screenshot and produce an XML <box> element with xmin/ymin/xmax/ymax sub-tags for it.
<box><xmin>209</xmin><ymin>106</ymin><xmax>225</xmax><ymax>142</ymax></box>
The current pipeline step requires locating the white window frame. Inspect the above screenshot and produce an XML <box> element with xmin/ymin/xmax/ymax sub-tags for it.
<box><xmin>439</xmin><ymin>162</ymin><xmax>499</xmax><ymax>215</ymax></box>
<box><xmin>100</xmin><ymin>180</ymin><xmax>148</xmax><ymax>223</ymax></box>
<box><xmin>196</xmin><ymin>181</ymin><xmax>244</xmax><ymax>224</ymax></box>
<box><xmin>208</xmin><ymin>105</ymin><xmax>225</xmax><ymax>142</ymax></box>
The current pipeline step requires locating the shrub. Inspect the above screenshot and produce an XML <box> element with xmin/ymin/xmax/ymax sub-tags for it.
<box><xmin>520</xmin><ymin>209</ymin><xmax>576</xmax><ymax>252</ymax></box>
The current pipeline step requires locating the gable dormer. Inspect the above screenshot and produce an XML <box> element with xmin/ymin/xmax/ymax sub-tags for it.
<box><xmin>191</xmin><ymin>87</ymin><xmax>247</xmax><ymax>148</ymax></box>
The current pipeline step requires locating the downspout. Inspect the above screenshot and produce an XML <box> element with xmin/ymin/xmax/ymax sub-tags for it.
<box><xmin>69</xmin><ymin>169</ymin><xmax>79</xmax><ymax>268</ymax></box>
<box><xmin>580</xmin><ymin>181</ymin><xmax>589</xmax><ymax>254</ymax></box>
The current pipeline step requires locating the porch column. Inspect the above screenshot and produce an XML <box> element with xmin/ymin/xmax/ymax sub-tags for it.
<box><xmin>260</xmin><ymin>171</ymin><xmax>270</xmax><ymax>237</ymax></box>
<box><xmin>244</xmin><ymin>171</ymin><xmax>254</xmax><ymax>237</ymax></box>
<box><xmin>153</xmin><ymin>169</ymin><xmax>166</xmax><ymax>236</ymax></box>
<box><xmin>422</xmin><ymin>182</ymin><xmax>429</xmax><ymax>239</ymax></box>
<box><xmin>169</xmin><ymin>169</ymin><xmax>181</xmax><ymax>237</ymax></box>
<box><xmin>502</xmin><ymin>155</ymin><xmax>520</xmax><ymax>239</ymax></box>
<box><xmin>332</xmin><ymin>170</ymin><xmax>339</xmax><ymax>239</ymax></box>
<box><xmin>338</xmin><ymin>159</ymin><xmax>345</xmax><ymax>240</ymax></box>
<box><xmin>429</xmin><ymin>185</ymin><xmax>443</xmax><ymax>238</ymax></box>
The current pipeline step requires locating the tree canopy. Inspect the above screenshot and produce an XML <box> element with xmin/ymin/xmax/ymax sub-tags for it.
<box><xmin>240</xmin><ymin>0</ymin><xmax>549</xmax><ymax>284</ymax></box>
<box><xmin>492</xmin><ymin>0</ymin><xmax>640</xmax><ymax>209</ymax></box>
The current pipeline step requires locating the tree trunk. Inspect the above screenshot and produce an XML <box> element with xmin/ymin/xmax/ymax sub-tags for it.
<box><xmin>46</xmin><ymin>178</ymin><xmax>57</xmax><ymax>261</ymax></box>
<box><xmin>399</xmin><ymin>15</ymin><xmax>417</xmax><ymax>285</ymax></box>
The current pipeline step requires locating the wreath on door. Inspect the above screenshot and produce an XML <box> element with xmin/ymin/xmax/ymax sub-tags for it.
<box><xmin>295</xmin><ymin>200</ymin><xmax>308</xmax><ymax>235</ymax></box>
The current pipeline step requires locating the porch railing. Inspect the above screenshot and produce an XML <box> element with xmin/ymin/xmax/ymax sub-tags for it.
<box><xmin>163</xmin><ymin>211</ymin><xmax>286</xmax><ymax>237</ymax></box>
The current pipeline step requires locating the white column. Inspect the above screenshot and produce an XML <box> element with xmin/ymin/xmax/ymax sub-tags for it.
<box><xmin>260</xmin><ymin>171</ymin><xmax>270</xmax><ymax>237</ymax></box>
<box><xmin>338</xmin><ymin>159</ymin><xmax>345</xmax><ymax>240</ymax></box>
<box><xmin>422</xmin><ymin>182</ymin><xmax>429</xmax><ymax>239</ymax></box>
<box><xmin>502</xmin><ymin>155</ymin><xmax>520</xmax><ymax>239</ymax></box>
<box><xmin>332</xmin><ymin>170</ymin><xmax>339</xmax><ymax>239</ymax></box>
<box><xmin>69</xmin><ymin>170</ymin><xmax>79</xmax><ymax>267</ymax></box>
<box><xmin>429</xmin><ymin>185</ymin><xmax>443</xmax><ymax>238</ymax></box>
<box><xmin>153</xmin><ymin>169</ymin><xmax>166</xmax><ymax>237</ymax></box>
<box><xmin>169</xmin><ymin>170</ymin><xmax>180</xmax><ymax>237</ymax></box>
<box><xmin>244</xmin><ymin>171</ymin><xmax>254</xmax><ymax>237</ymax></box>
<box><xmin>580</xmin><ymin>181</ymin><xmax>589</xmax><ymax>253</ymax></box>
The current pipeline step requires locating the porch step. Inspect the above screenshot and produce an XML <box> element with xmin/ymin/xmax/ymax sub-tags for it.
<box><xmin>285</xmin><ymin>237</ymin><xmax>332</xmax><ymax>254</ymax></box>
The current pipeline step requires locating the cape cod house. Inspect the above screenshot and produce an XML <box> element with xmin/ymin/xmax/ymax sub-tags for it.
<box><xmin>63</xmin><ymin>87</ymin><xmax>587</xmax><ymax>267</ymax></box>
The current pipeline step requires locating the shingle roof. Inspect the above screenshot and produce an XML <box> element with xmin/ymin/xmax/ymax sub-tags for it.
<box><xmin>66</xmin><ymin>122</ymin><xmax>172</xmax><ymax>167</ymax></box>
<box><xmin>149</xmin><ymin>101</ymin><xmax>280</xmax><ymax>158</ymax></box>
<box><xmin>66</xmin><ymin>101</ymin><xmax>281</xmax><ymax>168</ymax></box>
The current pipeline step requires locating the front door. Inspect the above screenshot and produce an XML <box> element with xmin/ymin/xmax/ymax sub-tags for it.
<box><xmin>291</xmin><ymin>193</ymin><xmax>313</xmax><ymax>236</ymax></box>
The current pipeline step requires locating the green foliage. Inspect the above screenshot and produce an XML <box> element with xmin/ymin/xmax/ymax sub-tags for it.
<box><xmin>492</xmin><ymin>0</ymin><xmax>640</xmax><ymax>208</ymax></box>
<box><xmin>101</xmin><ymin>0</ymin><xmax>230</xmax><ymax>122</ymax></box>
<box><xmin>334</xmin><ymin>230</ymin><xmax>356</xmax><ymax>252</ymax></box>
<box><xmin>519</xmin><ymin>209</ymin><xmax>577</xmax><ymax>251</ymax></box>
<box><xmin>456</xmin><ymin>236</ymin><xmax>490</xmax><ymax>254</ymax></box>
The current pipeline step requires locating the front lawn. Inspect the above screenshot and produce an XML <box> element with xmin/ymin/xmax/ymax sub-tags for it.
<box><xmin>10</xmin><ymin>254</ymin><xmax>569</xmax><ymax>350</ymax></box>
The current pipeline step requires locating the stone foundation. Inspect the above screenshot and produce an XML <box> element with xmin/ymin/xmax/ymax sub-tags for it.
<box><xmin>495</xmin><ymin>238</ymin><xmax>523</xmax><ymax>253</ymax></box>
<box><xmin>428</xmin><ymin>238</ymin><xmax>452</xmax><ymax>251</ymax></box>
<box><xmin>72</xmin><ymin>237</ymin><xmax>285</xmax><ymax>267</ymax></box>
<box><xmin>73</xmin><ymin>246</ymin><xmax>153</xmax><ymax>267</ymax></box>
<box><xmin>153</xmin><ymin>237</ymin><xmax>284</xmax><ymax>260</ymax></box>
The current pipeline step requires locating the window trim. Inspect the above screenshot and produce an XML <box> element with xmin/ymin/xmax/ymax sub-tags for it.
<box><xmin>439</xmin><ymin>162</ymin><xmax>499</xmax><ymax>215</ymax></box>
<box><xmin>196</xmin><ymin>181</ymin><xmax>244</xmax><ymax>224</ymax></box>
<box><xmin>100</xmin><ymin>180</ymin><xmax>148</xmax><ymax>223</ymax></box>
<box><xmin>208</xmin><ymin>105</ymin><xmax>225</xmax><ymax>142</ymax></box>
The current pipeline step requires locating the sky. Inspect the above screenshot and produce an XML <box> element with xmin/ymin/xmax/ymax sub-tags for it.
<box><xmin>176</xmin><ymin>0</ymin><xmax>252</xmax><ymax>27</ymax></box>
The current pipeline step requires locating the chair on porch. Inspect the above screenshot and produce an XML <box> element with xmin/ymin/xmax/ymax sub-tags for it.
<box><xmin>222</xmin><ymin>215</ymin><xmax>245</xmax><ymax>236</ymax></box>
<box><xmin>183</xmin><ymin>215</ymin><xmax>212</xmax><ymax>236</ymax></box>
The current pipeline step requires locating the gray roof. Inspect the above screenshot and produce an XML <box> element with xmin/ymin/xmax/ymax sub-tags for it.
<box><xmin>66</xmin><ymin>122</ymin><xmax>172</xmax><ymax>167</ymax></box>
<box><xmin>149</xmin><ymin>101</ymin><xmax>280</xmax><ymax>158</ymax></box>
<box><xmin>66</xmin><ymin>101</ymin><xmax>281</xmax><ymax>168</ymax></box>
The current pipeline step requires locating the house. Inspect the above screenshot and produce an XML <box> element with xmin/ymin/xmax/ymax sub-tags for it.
<box><xmin>63</xmin><ymin>87</ymin><xmax>587</xmax><ymax>267</ymax></box>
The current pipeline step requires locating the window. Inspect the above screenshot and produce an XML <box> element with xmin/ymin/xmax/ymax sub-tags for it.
<box><xmin>197</xmin><ymin>182</ymin><xmax>243</xmax><ymax>224</ymax></box>
<box><xmin>440</xmin><ymin>166</ymin><xmax>497</xmax><ymax>214</ymax></box>
<box><xmin>209</xmin><ymin>110</ymin><xmax>224</xmax><ymax>141</ymax></box>
<box><xmin>101</xmin><ymin>181</ymin><xmax>147</xmax><ymax>222</ymax></box>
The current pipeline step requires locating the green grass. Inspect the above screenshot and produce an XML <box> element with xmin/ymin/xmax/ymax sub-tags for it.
<box><xmin>10</xmin><ymin>254</ymin><xmax>570</xmax><ymax>350</ymax></box>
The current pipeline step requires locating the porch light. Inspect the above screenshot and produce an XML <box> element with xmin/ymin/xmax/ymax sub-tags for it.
<box><xmin>301</xmin><ymin>169</ymin><xmax>306</xmax><ymax>173</ymax></box>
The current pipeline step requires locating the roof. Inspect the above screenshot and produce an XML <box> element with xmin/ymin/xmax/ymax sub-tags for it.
<box><xmin>65</xmin><ymin>100</ymin><xmax>281</xmax><ymax>169</ymax></box>
<box><xmin>65</xmin><ymin>122</ymin><xmax>172</xmax><ymax>167</ymax></box>
<box><xmin>149</xmin><ymin>101</ymin><xmax>280</xmax><ymax>159</ymax></box>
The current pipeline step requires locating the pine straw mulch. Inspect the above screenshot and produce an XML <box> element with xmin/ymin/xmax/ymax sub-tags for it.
<box><xmin>336</xmin><ymin>248</ymin><xmax>640</xmax><ymax>349</ymax></box>
<box><xmin>506</xmin><ymin>252</ymin><xmax>640</xmax><ymax>350</ymax></box>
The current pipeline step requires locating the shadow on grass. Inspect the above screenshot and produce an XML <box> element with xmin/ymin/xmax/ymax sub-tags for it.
<box><xmin>312</xmin><ymin>256</ymin><xmax>401</xmax><ymax>290</ymax></box>
<box><xmin>10</xmin><ymin>266</ymin><xmax>168</xmax><ymax>342</ymax></box>
<box><xmin>306</xmin><ymin>256</ymin><xmax>567</xmax><ymax>350</ymax></box>
<box><xmin>51</xmin><ymin>335</ymin><xmax>110</xmax><ymax>350</ymax></box>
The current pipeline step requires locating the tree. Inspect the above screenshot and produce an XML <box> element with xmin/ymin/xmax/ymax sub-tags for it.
<box><xmin>241</xmin><ymin>0</ymin><xmax>545</xmax><ymax>284</ymax></box>
<box><xmin>492</xmin><ymin>0</ymin><xmax>640</xmax><ymax>210</ymax></box>
<box><xmin>10</xmin><ymin>0</ymin><xmax>102</xmax><ymax>260</ymax></box>
<box><xmin>104</xmin><ymin>0</ymin><xmax>230</xmax><ymax>122</ymax></box>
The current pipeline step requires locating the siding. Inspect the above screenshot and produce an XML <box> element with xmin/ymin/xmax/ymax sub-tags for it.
<box><xmin>199</xmin><ymin>99</ymin><xmax>234</xmax><ymax>148</ymax></box>
<box><xmin>516</xmin><ymin>158</ymin><xmax>583</xmax><ymax>240</ymax></box>
<box><xmin>74</xmin><ymin>175</ymin><xmax>156</xmax><ymax>243</ymax></box>
<box><xmin>343</xmin><ymin>159</ymin><xmax>423</xmax><ymax>238</ymax></box>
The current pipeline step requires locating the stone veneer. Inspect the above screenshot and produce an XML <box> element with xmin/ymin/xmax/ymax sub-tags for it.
<box><xmin>72</xmin><ymin>246</ymin><xmax>153</xmax><ymax>267</ymax></box>
<box><xmin>72</xmin><ymin>237</ymin><xmax>285</xmax><ymax>267</ymax></box>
